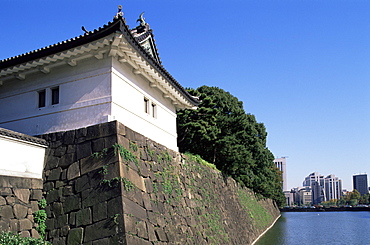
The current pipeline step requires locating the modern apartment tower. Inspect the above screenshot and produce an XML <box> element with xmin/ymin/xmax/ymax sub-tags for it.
<box><xmin>274</xmin><ymin>157</ymin><xmax>287</xmax><ymax>191</ymax></box>
<box><xmin>303</xmin><ymin>172</ymin><xmax>325</xmax><ymax>204</ymax></box>
<box><xmin>353</xmin><ymin>174</ymin><xmax>368</xmax><ymax>196</ymax></box>
<box><xmin>324</xmin><ymin>174</ymin><xmax>342</xmax><ymax>201</ymax></box>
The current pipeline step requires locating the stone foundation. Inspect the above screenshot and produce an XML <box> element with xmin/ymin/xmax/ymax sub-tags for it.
<box><xmin>38</xmin><ymin>121</ymin><xmax>280</xmax><ymax>244</ymax></box>
<box><xmin>0</xmin><ymin>175</ymin><xmax>43</xmax><ymax>238</ymax></box>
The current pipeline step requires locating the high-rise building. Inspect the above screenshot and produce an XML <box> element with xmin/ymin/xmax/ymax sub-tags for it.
<box><xmin>303</xmin><ymin>172</ymin><xmax>325</xmax><ymax>204</ymax></box>
<box><xmin>353</xmin><ymin>174</ymin><xmax>368</xmax><ymax>196</ymax></box>
<box><xmin>324</xmin><ymin>174</ymin><xmax>342</xmax><ymax>201</ymax></box>
<box><xmin>274</xmin><ymin>157</ymin><xmax>287</xmax><ymax>191</ymax></box>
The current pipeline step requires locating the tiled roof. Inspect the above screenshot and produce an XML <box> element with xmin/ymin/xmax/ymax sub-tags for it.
<box><xmin>0</xmin><ymin>127</ymin><xmax>48</xmax><ymax>146</ymax></box>
<box><xmin>0</xmin><ymin>16</ymin><xmax>199</xmax><ymax>106</ymax></box>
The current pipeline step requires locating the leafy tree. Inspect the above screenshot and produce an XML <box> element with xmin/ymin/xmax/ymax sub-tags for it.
<box><xmin>177</xmin><ymin>86</ymin><xmax>285</xmax><ymax>206</ymax></box>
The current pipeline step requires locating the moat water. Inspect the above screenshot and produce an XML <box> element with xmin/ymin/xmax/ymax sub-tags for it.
<box><xmin>256</xmin><ymin>211</ymin><xmax>370</xmax><ymax>245</ymax></box>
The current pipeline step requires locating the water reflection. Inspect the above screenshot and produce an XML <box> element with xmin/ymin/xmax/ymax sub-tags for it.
<box><xmin>256</xmin><ymin>212</ymin><xmax>370</xmax><ymax>245</ymax></box>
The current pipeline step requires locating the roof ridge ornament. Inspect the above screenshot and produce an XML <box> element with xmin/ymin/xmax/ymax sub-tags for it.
<box><xmin>137</xmin><ymin>12</ymin><xmax>146</xmax><ymax>26</ymax></box>
<box><xmin>114</xmin><ymin>5</ymin><xmax>123</xmax><ymax>19</ymax></box>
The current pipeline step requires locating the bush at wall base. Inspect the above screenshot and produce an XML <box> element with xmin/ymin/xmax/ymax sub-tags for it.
<box><xmin>0</xmin><ymin>231</ymin><xmax>51</xmax><ymax>245</ymax></box>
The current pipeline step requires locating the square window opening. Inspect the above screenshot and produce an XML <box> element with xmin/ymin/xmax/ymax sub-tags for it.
<box><xmin>144</xmin><ymin>97</ymin><xmax>149</xmax><ymax>114</ymax></box>
<box><xmin>38</xmin><ymin>90</ymin><xmax>46</xmax><ymax>108</ymax></box>
<box><xmin>152</xmin><ymin>103</ymin><xmax>157</xmax><ymax>118</ymax></box>
<box><xmin>51</xmin><ymin>87</ymin><xmax>59</xmax><ymax>105</ymax></box>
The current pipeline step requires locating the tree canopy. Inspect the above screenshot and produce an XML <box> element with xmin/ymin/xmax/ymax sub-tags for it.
<box><xmin>177</xmin><ymin>86</ymin><xmax>285</xmax><ymax>206</ymax></box>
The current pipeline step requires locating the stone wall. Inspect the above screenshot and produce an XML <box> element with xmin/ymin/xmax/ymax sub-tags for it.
<box><xmin>0</xmin><ymin>175</ymin><xmax>43</xmax><ymax>238</ymax></box>
<box><xmin>39</xmin><ymin>121</ymin><xmax>280</xmax><ymax>244</ymax></box>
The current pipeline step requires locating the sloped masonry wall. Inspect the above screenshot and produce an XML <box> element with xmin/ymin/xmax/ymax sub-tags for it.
<box><xmin>39</xmin><ymin>121</ymin><xmax>280</xmax><ymax>245</ymax></box>
<box><xmin>0</xmin><ymin>176</ymin><xmax>43</xmax><ymax>238</ymax></box>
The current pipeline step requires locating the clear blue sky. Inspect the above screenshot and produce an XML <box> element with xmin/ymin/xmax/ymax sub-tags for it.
<box><xmin>1</xmin><ymin>1</ymin><xmax>370</xmax><ymax>190</ymax></box>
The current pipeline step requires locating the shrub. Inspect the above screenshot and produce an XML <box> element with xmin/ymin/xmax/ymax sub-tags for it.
<box><xmin>0</xmin><ymin>231</ymin><xmax>51</xmax><ymax>245</ymax></box>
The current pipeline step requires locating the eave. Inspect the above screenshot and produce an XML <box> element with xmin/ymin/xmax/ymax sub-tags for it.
<box><xmin>0</xmin><ymin>17</ymin><xmax>199</xmax><ymax>109</ymax></box>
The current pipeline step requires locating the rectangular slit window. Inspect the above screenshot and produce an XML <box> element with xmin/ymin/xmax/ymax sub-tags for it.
<box><xmin>152</xmin><ymin>103</ymin><xmax>156</xmax><ymax>118</ymax></box>
<box><xmin>51</xmin><ymin>87</ymin><xmax>59</xmax><ymax>105</ymax></box>
<box><xmin>38</xmin><ymin>90</ymin><xmax>46</xmax><ymax>108</ymax></box>
<box><xmin>144</xmin><ymin>97</ymin><xmax>149</xmax><ymax>114</ymax></box>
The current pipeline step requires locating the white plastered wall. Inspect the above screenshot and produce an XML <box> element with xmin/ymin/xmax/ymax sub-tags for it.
<box><xmin>0</xmin><ymin>55</ymin><xmax>180</xmax><ymax>151</ymax></box>
<box><xmin>0</xmin><ymin>57</ymin><xmax>113</xmax><ymax>135</ymax></box>
<box><xmin>0</xmin><ymin>135</ymin><xmax>46</xmax><ymax>178</ymax></box>
<box><xmin>111</xmin><ymin>59</ymin><xmax>178</xmax><ymax>151</ymax></box>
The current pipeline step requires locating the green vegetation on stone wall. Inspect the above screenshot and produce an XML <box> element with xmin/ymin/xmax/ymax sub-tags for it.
<box><xmin>0</xmin><ymin>231</ymin><xmax>51</xmax><ymax>245</ymax></box>
<box><xmin>237</xmin><ymin>189</ymin><xmax>273</xmax><ymax>230</ymax></box>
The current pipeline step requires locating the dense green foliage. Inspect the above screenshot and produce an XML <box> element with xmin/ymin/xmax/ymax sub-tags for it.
<box><xmin>0</xmin><ymin>231</ymin><xmax>51</xmax><ymax>245</ymax></box>
<box><xmin>177</xmin><ymin>86</ymin><xmax>285</xmax><ymax>206</ymax></box>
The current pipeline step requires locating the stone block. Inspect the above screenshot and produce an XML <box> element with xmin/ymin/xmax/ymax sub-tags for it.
<box><xmin>63</xmin><ymin>195</ymin><xmax>81</xmax><ymax>213</ymax></box>
<box><xmin>0</xmin><ymin>187</ymin><xmax>12</xmax><ymax>195</ymax></box>
<box><xmin>86</xmin><ymin>124</ymin><xmax>101</xmax><ymax>141</ymax></box>
<box><xmin>56</xmin><ymin>214</ymin><xmax>68</xmax><ymax>229</ymax></box>
<box><xmin>61</xmin><ymin>225</ymin><xmax>70</xmax><ymax>236</ymax></box>
<box><xmin>100</xmin><ymin>121</ymin><xmax>117</xmax><ymax>137</ymax></box>
<box><xmin>120</xmin><ymin>165</ymin><xmax>146</xmax><ymax>192</ymax></box>
<box><xmin>66</xmin><ymin>210</ymin><xmax>76</xmax><ymax>226</ymax></box>
<box><xmin>123</xmin><ymin>214</ymin><xmax>137</xmax><ymax>234</ymax></box>
<box><xmin>0</xmin><ymin>220</ymin><xmax>8</xmax><ymax>231</ymax></box>
<box><xmin>20</xmin><ymin>230</ymin><xmax>30</xmax><ymax>237</ymax></box>
<box><xmin>144</xmin><ymin>178</ymin><xmax>153</xmax><ymax>194</ymax></box>
<box><xmin>138</xmin><ymin>160</ymin><xmax>149</xmax><ymax>177</ymax></box>
<box><xmin>53</xmin><ymin>237</ymin><xmax>66</xmax><ymax>245</ymax></box>
<box><xmin>76</xmin><ymin>208</ymin><xmax>92</xmax><ymax>227</ymax></box>
<box><xmin>19</xmin><ymin>218</ymin><xmax>32</xmax><ymax>230</ymax></box>
<box><xmin>122</xmin><ymin>196</ymin><xmax>147</xmax><ymax>220</ymax></box>
<box><xmin>117</xmin><ymin>135</ymin><xmax>129</xmax><ymax>150</ymax></box>
<box><xmin>6</xmin><ymin>196</ymin><xmax>15</xmax><ymax>205</ymax></box>
<box><xmin>83</xmin><ymin>219</ymin><xmax>117</xmax><ymax>243</ymax></box>
<box><xmin>104</xmin><ymin>136</ymin><xmax>117</xmax><ymax>151</ymax></box>
<box><xmin>49</xmin><ymin>228</ymin><xmax>60</xmax><ymax>238</ymax></box>
<box><xmin>155</xmin><ymin>227</ymin><xmax>168</xmax><ymax>242</ymax></box>
<box><xmin>13</xmin><ymin>204</ymin><xmax>28</xmax><ymax>219</ymax></box>
<box><xmin>46</xmin><ymin>188</ymin><xmax>62</xmax><ymax>203</ymax></box>
<box><xmin>92</xmin><ymin>238</ymin><xmax>109</xmax><ymax>245</ymax></box>
<box><xmin>48</xmin><ymin>167</ymin><xmax>62</xmax><ymax>181</ymax></box>
<box><xmin>9</xmin><ymin>219</ymin><xmax>18</xmax><ymax>232</ymax></box>
<box><xmin>52</xmin><ymin>202</ymin><xmax>64</xmax><ymax>216</ymax></box>
<box><xmin>14</xmin><ymin>189</ymin><xmax>30</xmax><ymax>203</ymax></box>
<box><xmin>67</xmin><ymin>162</ymin><xmax>81</xmax><ymax>180</ymax></box>
<box><xmin>80</xmin><ymin>154</ymin><xmax>117</xmax><ymax>176</ymax></box>
<box><xmin>0</xmin><ymin>205</ymin><xmax>14</xmax><ymax>219</ymax></box>
<box><xmin>31</xmin><ymin>189</ymin><xmax>43</xmax><ymax>201</ymax></box>
<box><xmin>116</xmin><ymin>122</ymin><xmax>125</xmax><ymax>136</ymax></box>
<box><xmin>31</xmin><ymin>178</ymin><xmax>43</xmax><ymax>189</ymax></box>
<box><xmin>0</xmin><ymin>196</ymin><xmax>6</xmax><ymax>206</ymax></box>
<box><xmin>45</xmin><ymin>156</ymin><xmax>60</xmax><ymax>170</ymax></box>
<box><xmin>91</xmin><ymin>138</ymin><xmax>105</xmax><ymax>153</ymax></box>
<box><xmin>43</xmin><ymin>182</ymin><xmax>54</xmax><ymax>192</ymax></box>
<box><xmin>77</xmin><ymin>141</ymin><xmax>92</xmax><ymax>160</ymax></box>
<box><xmin>75</xmin><ymin>174</ymin><xmax>90</xmax><ymax>193</ymax></box>
<box><xmin>126</xmin><ymin>234</ymin><xmax>152</xmax><ymax>245</ymax></box>
<box><xmin>31</xmin><ymin>228</ymin><xmax>40</xmax><ymax>238</ymax></box>
<box><xmin>45</xmin><ymin>218</ymin><xmax>55</xmax><ymax>231</ymax></box>
<box><xmin>147</xmin><ymin>222</ymin><xmax>157</xmax><ymax>241</ymax></box>
<box><xmin>63</xmin><ymin>130</ymin><xmax>76</xmax><ymax>145</ymax></box>
<box><xmin>60</xmin><ymin>153</ymin><xmax>77</xmax><ymax>168</ymax></box>
<box><xmin>107</xmin><ymin>197</ymin><xmax>123</xmax><ymax>218</ymax></box>
<box><xmin>81</xmin><ymin>184</ymin><xmax>121</xmax><ymax>209</ymax></box>
<box><xmin>54</xmin><ymin>145</ymin><xmax>67</xmax><ymax>157</ymax></box>
<box><xmin>136</xmin><ymin>220</ymin><xmax>148</xmax><ymax>239</ymax></box>
<box><xmin>63</xmin><ymin>186</ymin><xmax>74</xmax><ymax>196</ymax></box>
<box><xmin>67</xmin><ymin>145</ymin><xmax>76</xmax><ymax>154</ymax></box>
<box><xmin>92</xmin><ymin>202</ymin><xmax>107</xmax><ymax>222</ymax></box>
<box><xmin>142</xmin><ymin>193</ymin><xmax>152</xmax><ymax>211</ymax></box>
